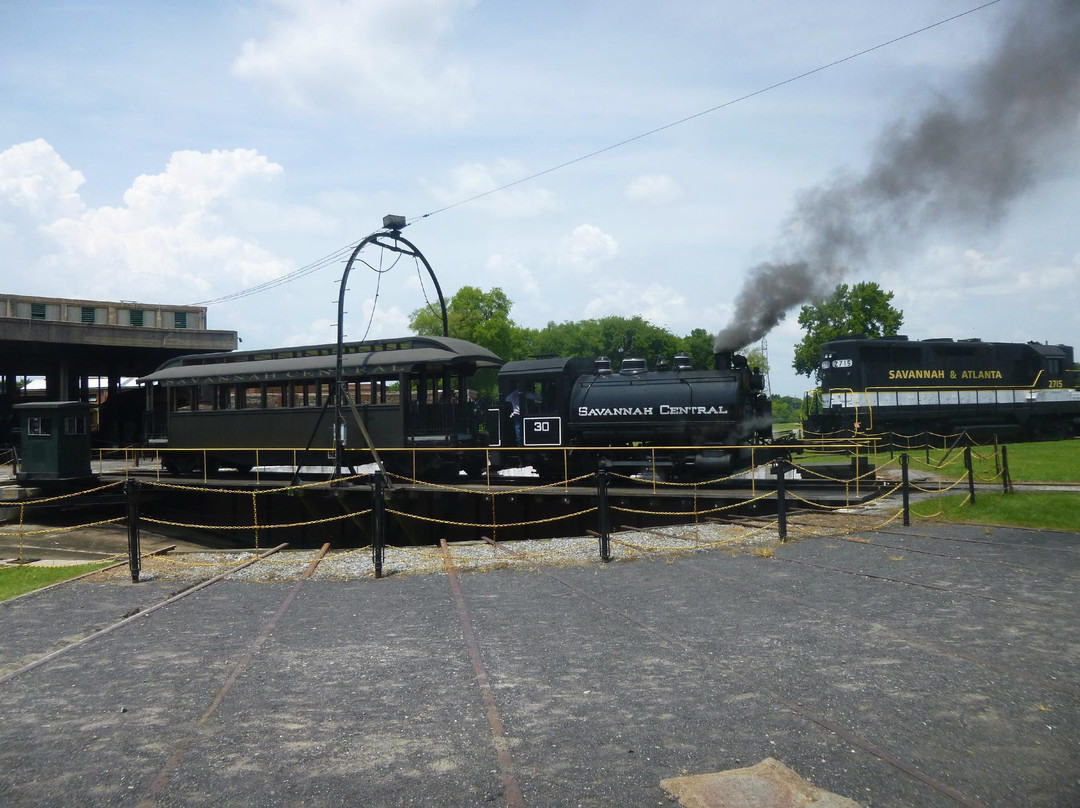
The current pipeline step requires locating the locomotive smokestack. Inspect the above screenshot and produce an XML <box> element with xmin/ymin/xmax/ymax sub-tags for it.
<box><xmin>714</xmin><ymin>351</ymin><xmax>732</xmax><ymax>371</ymax></box>
<box><xmin>713</xmin><ymin>0</ymin><xmax>1080</xmax><ymax>353</ymax></box>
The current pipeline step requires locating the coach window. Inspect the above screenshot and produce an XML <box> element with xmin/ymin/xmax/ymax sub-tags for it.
<box><xmin>242</xmin><ymin>384</ymin><xmax>263</xmax><ymax>409</ymax></box>
<box><xmin>266</xmin><ymin>383</ymin><xmax>285</xmax><ymax>408</ymax></box>
<box><xmin>172</xmin><ymin>386</ymin><xmax>194</xmax><ymax>412</ymax></box>
<box><xmin>197</xmin><ymin>384</ymin><xmax>213</xmax><ymax>410</ymax></box>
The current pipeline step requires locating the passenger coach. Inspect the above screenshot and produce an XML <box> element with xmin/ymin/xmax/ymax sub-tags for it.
<box><xmin>140</xmin><ymin>336</ymin><xmax>503</xmax><ymax>477</ymax></box>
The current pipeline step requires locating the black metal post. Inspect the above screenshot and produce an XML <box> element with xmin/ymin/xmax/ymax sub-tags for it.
<box><xmin>1001</xmin><ymin>444</ymin><xmax>1013</xmax><ymax>494</ymax></box>
<box><xmin>900</xmin><ymin>452</ymin><xmax>910</xmax><ymax>527</ymax></box>
<box><xmin>964</xmin><ymin>445</ymin><xmax>976</xmax><ymax>505</ymax></box>
<box><xmin>371</xmin><ymin>474</ymin><xmax>386</xmax><ymax>578</ymax></box>
<box><xmin>774</xmin><ymin>460</ymin><xmax>788</xmax><ymax>543</ymax></box>
<box><xmin>596</xmin><ymin>467</ymin><xmax>611</xmax><ymax>562</ymax></box>
<box><xmin>125</xmin><ymin>479</ymin><xmax>141</xmax><ymax>583</ymax></box>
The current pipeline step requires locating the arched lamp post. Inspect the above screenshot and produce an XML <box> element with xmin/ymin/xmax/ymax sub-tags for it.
<box><xmin>332</xmin><ymin>216</ymin><xmax>447</xmax><ymax>478</ymax></box>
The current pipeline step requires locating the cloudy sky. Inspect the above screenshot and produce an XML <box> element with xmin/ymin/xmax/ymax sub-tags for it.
<box><xmin>2</xmin><ymin>0</ymin><xmax>1077</xmax><ymax>396</ymax></box>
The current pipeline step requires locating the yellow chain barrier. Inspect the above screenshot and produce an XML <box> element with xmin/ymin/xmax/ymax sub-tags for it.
<box><xmin>385</xmin><ymin>506</ymin><xmax>597</xmax><ymax>530</ymax></box>
<box><xmin>141</xmin><ymin>508</ymin><xmax>373</xmax><ymax>532</ymax></box>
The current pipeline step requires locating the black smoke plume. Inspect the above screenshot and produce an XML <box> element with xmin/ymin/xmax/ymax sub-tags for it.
<box><xmin>714</xmin><ymin>0</ymin><xmax>1080</xmax><ymax>352</ymax></box>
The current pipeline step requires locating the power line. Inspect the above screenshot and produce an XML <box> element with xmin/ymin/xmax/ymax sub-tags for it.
<box><xmin>190</xmin><ymin>242</ymin><xmax>359</xmax><ymax>306</ymax></box>
<box><xmin>196</xmin><ymin>0</ymin><xmax>1001</xmax><ymax>307</ymax></box>
<box><xmin>410</xmin><ymin>0</ymin><xmax>1002</xmax><ymax>223</ymax></box>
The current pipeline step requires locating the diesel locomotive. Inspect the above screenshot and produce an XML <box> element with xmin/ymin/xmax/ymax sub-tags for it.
<box><xmin>803</xmin><ymin>335</ymin><xmax>1080</xmax><ymax>443</ymax></box>
<box><xmin>140</xmin><ymin>336</ymin><xmax>771</xmax><ymax>480</ymax></box>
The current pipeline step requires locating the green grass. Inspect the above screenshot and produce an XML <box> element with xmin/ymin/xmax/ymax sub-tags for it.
<box><xmin>912</xmin><ymin>491</ymin><xmax>1080</xmax><ymax>532</ymax></box>
<box><xmin>0</xmin><ymin>562</ymin><xmax>112</xmax><ymax>602</ymax></box>
<box><xmin>996</xmin><ymin>439</ymin><xmax>1080</xmax><ymax>483</ymax></box>
<box><xmin>907</xmin><ymin>438</ymin><xmax>1079</xmax><ymax>483</ymax></box>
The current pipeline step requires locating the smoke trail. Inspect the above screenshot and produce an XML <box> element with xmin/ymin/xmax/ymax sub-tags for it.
<box><xmin>714</xmin><ymin>0</ymin><xmax>1080</xmax><ymax>352</ymax></box>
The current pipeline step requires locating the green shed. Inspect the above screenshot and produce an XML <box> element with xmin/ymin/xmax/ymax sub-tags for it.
<box><xmin>15</xmin><ymin>401</ymin><xmax>93</xmax><ymax>481</ymax></box>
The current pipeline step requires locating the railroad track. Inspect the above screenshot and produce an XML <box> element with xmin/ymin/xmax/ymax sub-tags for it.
<box><xmin>3</xmin><ymin>516</ymin><xmax>1074</xmax><ymax>806</ymax></box>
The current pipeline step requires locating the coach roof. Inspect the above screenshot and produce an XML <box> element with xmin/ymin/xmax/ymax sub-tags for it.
<box><xmin>139</xmin><ymin>335</ymin><xmax>502</xmax><ymax>386</ymax></box>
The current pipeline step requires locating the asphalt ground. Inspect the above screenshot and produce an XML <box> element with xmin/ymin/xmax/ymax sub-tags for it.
<box><xmin>1</xmin><ymin>519</ymin><xmax>1078</xmax><ymax>807</ymax></box>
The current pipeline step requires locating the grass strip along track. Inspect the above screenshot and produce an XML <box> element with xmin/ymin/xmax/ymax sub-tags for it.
<box><xmin>0</xmin><ymin>544</ymin><xmax>287</xmax><ymax>685</ymax></box>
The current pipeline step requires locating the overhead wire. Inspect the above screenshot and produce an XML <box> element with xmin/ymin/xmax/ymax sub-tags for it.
<box><xmin>193</xmin><ymin>0</ymin><xmax>1001</xmax><ymax>308</ymax></box>
<box><xmin>190</xmin><ymin>241</ymin><xmax>359</xmax><ymax>306</ymax></box>
<box><xmin>408</xmin><ymin>0</ymin><xmax>1002</xmax><ymax>223</ymax></box>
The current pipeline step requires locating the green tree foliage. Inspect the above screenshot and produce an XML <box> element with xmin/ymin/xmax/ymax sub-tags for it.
<box><xmin>524</xmin><ymin>315</ymin><xmax>685</xmax><ymax>369</ymax></box>
<box><xmin>683</xmin><ymin>328</ymin><xmax>716</xmax><ymax>371</ymax></box>
<box><xmin>769</xmin><ymin>395</ymin><xmax>802</xmax><ymax>425</ymax></box>
<box><xmin>410</xmin><ymin>287</ymin><xmax>771</xmax><ymax>379</ymax></box>
<box><xmin>792</xmin><ymin>282</ymin><xmax>904</xmax><ymax>379</ymax></box>
<box><xmin>410</xmin><ymin>286</ymin><xmax>516</xmax><ymax>360</ymax></box>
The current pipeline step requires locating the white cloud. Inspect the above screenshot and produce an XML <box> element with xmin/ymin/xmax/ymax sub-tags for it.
<box><xmin>581</xmin><ymin>282</ymin><xmax>687</xmax><ymax>326</ymax></box>
<box><xmin>425</xmin><ymin>159</ymin><xmax>560</xmax><ymax>218</ymax></box>
<box><xmin>624</xmin><ymin>173</ymin><xmax>683</xmax><ymax>206</ymax></box>
<box><xmin>0</xmin><ymin>139</ymin><xmax>85</xmax><ymax>220</ymax></box>
<box><xmin>0</xmin><ymin>140</ymin><xmax>296</xmax><ymax>303</ymax></box>
<box><xmin>558</xmin><ymin>224</ymin><xmax>618</xmax><ymax>270</ymax></box>
<box><xmin>233</xmin><ymin>0</ymin><xmax>475</xmax><ymax>124</ymax></box>
<box><xmin>485</xmin><ymin>252</ymin><xmax>539</xmax><ymax>297</ymax></box>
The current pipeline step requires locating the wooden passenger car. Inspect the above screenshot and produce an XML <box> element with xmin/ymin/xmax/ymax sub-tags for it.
<box><xmin>139</xmin><ymin>336</ymin><xmax>503</xmax><ymax>476</ymax></box>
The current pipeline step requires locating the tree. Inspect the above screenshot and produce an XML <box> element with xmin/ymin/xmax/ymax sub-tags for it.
<box><xmin>527</xmin><ymin>315</ymin><xmax>682</xmax><ymax>369</ymax></box>
<box><xmin>792</xmin><ymin>282</ymin><xmax>903</xmax><ymax>379</ymax></box>
<box><xmin>410</xmin><ymin>286</ymin><xmax>516</xmax><ymax>360</ymax></box>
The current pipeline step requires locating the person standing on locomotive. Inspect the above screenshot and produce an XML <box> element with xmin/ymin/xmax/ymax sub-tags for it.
<box><xmin>505</xmin><ymin>383</ymin><xmax>541</xmax><ymax>444</ymax></box>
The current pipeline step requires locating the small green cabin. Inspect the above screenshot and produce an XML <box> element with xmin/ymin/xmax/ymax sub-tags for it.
<box><xmin>15</xmin><ymin>401</ymin><xmax>93</xmax><ymax>481</ymax></box>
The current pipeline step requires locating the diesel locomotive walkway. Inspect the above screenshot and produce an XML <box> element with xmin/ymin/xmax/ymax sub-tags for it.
<box><xmin>1</xmin><ymin>517</ymin><xmax>1078</xmax><ymax>807</ymax></box>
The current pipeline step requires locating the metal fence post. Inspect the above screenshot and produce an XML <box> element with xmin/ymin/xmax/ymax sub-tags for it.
<box><xmin>596</xmin><ymin>466</ymin><xmax>611</xmax><ymax>562</ymax></box>
<box><xmin>125</xmin><ymin>479</ymin><xmax>141</xmax><ymax>583</ymax></box>
<box><xmin>371</xmin><ymin>474</ymin><xmax>386</xmax><ymax>578</ymax></box>
<box><xmin>964</xmin><ymin>445</ymin><xmax>976</xmax><ymax>505</ymax></box>
<box><xmin>900</xmin><ymin>452</ymin><xmax>910</xmax><ymax>527</ymax></box>
<box><xmin>774</xmin><ymin>460</ymin><xmax>788</xmax><ymax>543</ymax></box>
<box><xmin>1001</xmin><ymin>445</ymin><xmax>1013</xmax><ymax>494</ymax></box>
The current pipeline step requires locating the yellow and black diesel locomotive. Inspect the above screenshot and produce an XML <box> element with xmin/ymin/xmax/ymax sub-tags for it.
<box><xmin>803</xmin><ymin>336</ymin><xmax>1080</xmax><ymax>443</ymax></box>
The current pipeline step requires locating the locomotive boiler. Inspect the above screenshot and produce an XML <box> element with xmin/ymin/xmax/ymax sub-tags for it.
<box><xmin>490</xmin><ymin>349</ymin><xmax>772</xmax><ymax>479</ymax></box>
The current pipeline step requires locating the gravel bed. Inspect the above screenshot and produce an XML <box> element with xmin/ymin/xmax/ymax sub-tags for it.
<box><xmin>86</xmin><ymin>509</ymin><xmax>904</xmax><ymax>586</ymax></box>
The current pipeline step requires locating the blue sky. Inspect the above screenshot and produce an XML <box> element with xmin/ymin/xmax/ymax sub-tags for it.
<box><xmin>2</xmin><ymin>0</ymin><xmax>1077</xmax><ymax>395</ymax></box>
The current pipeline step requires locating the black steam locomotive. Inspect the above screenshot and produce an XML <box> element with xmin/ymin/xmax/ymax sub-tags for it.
<box><xmin>489</xmin><ymin>349</ymin><xmax>771</xmax><ymax>479</ymax></box>
<box><xmin>803</xmin><ymin>335</ymin><xmax>1080</xmax><ymax>443</ymax></box>
<box><xmin>140</xmin><ymin>336</ymin><xmax>771</xmax><ymax>480</ymax></box>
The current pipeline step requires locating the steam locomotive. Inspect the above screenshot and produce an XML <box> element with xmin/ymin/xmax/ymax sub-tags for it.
<box><xmin>489</xmin><ymin>349</ymin><xmax>771</xmax><ymax>479</ymax></box>
<box><xmin>139</xmin><ymin>336</ymin><xmax>771</xmax><ymax>480</ymax></box>
<box><xmin>803</xmin><ymin>335</ymin><xmax>1080</xmax><ymax>443</ymax></box>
